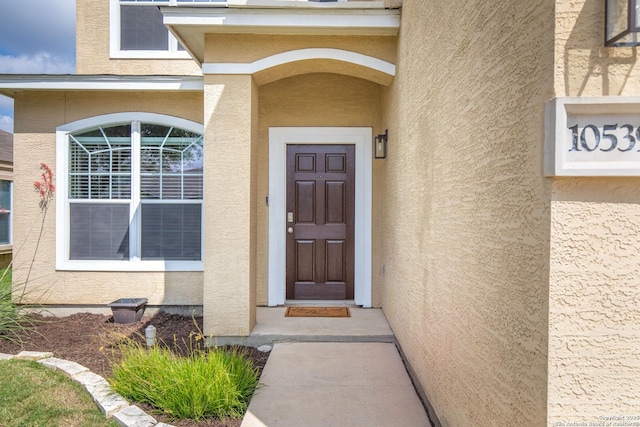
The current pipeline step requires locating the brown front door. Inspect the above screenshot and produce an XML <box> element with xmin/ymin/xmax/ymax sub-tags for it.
<box><xmin>286</xmin><ymin>144</ymin><xmax>355</xmax><ymax>300</ymax></box>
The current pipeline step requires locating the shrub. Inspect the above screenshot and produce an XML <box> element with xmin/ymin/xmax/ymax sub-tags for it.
<box><xmin>0</xmin><ymin>268</ymin><xmax>27</xmax><ymax>343</ymax></box>
<box><xmin>0</xmin><ymin>269</ymin><xmax>17</xmax><ymax>337</ymax></box>
<box><xmin>0</xmin><ymin>268</ymin><xmax>45</xmax><ymax>344</ymax></box>
<box><xmin>110</xmin><ymin>342</ymin><xmax>260</xmax><ymax>421</ymax></box>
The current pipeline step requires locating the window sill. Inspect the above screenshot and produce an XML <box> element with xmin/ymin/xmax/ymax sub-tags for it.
<box><xmin>55</xmin><ymin>260</ymin><xmax>204</xmax><ymax>272</ymax></box>
<box><xmin>110</xmin><ymin>50</ymin><xmax>193</xmax><ymax>60</ymax></box>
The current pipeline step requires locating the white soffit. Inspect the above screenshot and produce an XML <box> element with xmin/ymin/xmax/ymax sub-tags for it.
<box><xmin>162</xmin><ymin>3</ymin><xmax>400</xmax><ymax>64</ymax></box>
<box><xmin>0</xmin><ymin>75</ymin><xmax>204</xmax><ymax>96</ymax></box>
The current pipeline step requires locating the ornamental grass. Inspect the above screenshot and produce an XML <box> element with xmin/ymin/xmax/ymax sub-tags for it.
<box><xmin>0</xmin><ymin>269</ymin><xmax>40</xmax><ymax>344</ymax></box>
<box><xmin>109</xmin><ymin>340</ymin><xmax>260</xmax><ymax>421</ymax></box>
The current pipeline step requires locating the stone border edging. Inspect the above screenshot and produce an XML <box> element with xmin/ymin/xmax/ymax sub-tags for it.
<box><xmin>0</xmin><ymin>351</ymin><xmax>173</xmax><ymax>427</ymax></box>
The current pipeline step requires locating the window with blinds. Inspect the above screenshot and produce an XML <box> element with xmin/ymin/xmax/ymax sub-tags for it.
<box><xmin>69</xmin><ymin>124</ymin><xmax>132</xmax><ymax>200</ymax></box>
<box><xmin>139</xmin><ymin>124</ymin><xmax>203</xmax><ymax>200</ymax></box>
<box><xmin>67</xmin><ymin>122</ymin><xmax>203</xmax><ymax>262</ymax></box>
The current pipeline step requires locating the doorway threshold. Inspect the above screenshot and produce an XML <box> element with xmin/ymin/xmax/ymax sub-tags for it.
<box><xmin>285</xmin><ymin>300</ymin><xmax>357</xmax><ymax>307</ymax></box>
<box><xmin>207</xmin><ymin>307</ymin><xmax>394</xmax><ymax>347</ymax></box>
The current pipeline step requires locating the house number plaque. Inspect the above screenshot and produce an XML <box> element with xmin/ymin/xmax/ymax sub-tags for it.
<box><xmin>545</xmin><ymin>97</ymin><xmax>640</xmax><ymax>176</ymax></box>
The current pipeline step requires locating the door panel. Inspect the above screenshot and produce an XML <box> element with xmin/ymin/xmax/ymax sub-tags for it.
<box><xmin>296</xmin><ymin>181</ymin><xmax>316</xmax><ymax>222</ymax></box>
<box><xmin>326</xmin><ymin>181</ymin><xmax>345</xmax><ymax>221</ymax></box>
<box><xmin>326</xmin><ymin>240</ymin><xmax>345</xmax><ymax>281</ymax></box>
<box><xmin>286</xmin><ymin>144</ymin><xmax>355</xmax><ymax>300</ymax></box>
<box><xmin>295</xmin><ymin>241</ymin><xmax>315</xmax><ymax>282</ymax></box>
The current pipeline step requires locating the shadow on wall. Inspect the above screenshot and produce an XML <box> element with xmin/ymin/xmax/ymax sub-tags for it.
<box><xmin>552</xmin><ymin>176</ymin><xmax>640</xmax><ymax>203</ymax></box>
<box><xmin>563</xmin><ymin>0</ymin><xmax>637</xmax><ymax>96</ymax></box>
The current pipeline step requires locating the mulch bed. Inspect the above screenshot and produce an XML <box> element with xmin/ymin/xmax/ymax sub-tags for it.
<box><xmin>0</xmin><ymin>312</ymin><xmax>269</xmax><ymax>427</ymax></box>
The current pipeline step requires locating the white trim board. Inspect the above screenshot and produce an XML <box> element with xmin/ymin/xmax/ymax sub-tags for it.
<box><xmin>202</xmin><ymin>48</ymin><xmax>396</xmax><ymax>77</ymax></box>
<box><xmin>0</xmin><ymin>75</ymin><xmax>203</xmax><ymax>95</ymax></box>
<box><xmin>268</xmin><ymin>127</ymin><xmax>372</xmax><ymax>307</ymax></box>
<box><xmin>227</xmin><ymin>1</ymin><xmax>373</xmax><ymax>8</ymax></box>
<box><xmin>164</xmin><ymin>10</ymin><xmax>399</xmax><ymax>35</ymax></box>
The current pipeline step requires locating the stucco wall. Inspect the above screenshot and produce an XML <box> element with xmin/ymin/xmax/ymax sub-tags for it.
<box><xmin>12</xmin><ymin>90</ymin><xmax>204</xmax><ymax>308</ymax></box>
<box><xmin>549</xmin><ymin>179</ymin><xmax>640</xmax><ymax>424</ymax></box>
<box><xmin>380</xmin><ymin>0</ymin><xmax>553</xmax><ymax>425</ymax></box>
<box><xmin>76</xmin><ymin>0</ymin><xmax>200</xmax><ymax>75</ymax></box>
<box><xmin>204</xmin><ymin>34</ymin><xmax>397</xmax><ymax>86</ymax></box>
<box><xmin>550</xmin><ymin>0</ymin><xmax>640</xmax><ymax>423</ymax></box>
<box><xmin>204</xmin><ymin>34</ymin><xmax>397</xmax><ymax>65</ymax></box>
<box><xmin>202</xmin><ymin>74</ymin><xmax>257</xmax><ymax>337</ymax></box>
<box><xmin>256</xmin><ymin>73</ymin><xmax>384</xmax><ymax>306</ymax></box>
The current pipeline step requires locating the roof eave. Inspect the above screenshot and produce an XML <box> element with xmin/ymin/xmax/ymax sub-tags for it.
<box><xmin>161</xmin><ymin>4</ymin><xmax>400</xmax><ymax>65</ymax></box>
<box><xmin>0</xmin><ymin>75</ymin><xmax>204</xmax><ymax>97</ymax></box>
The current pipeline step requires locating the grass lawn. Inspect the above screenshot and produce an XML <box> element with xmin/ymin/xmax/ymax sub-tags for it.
<box><xmin>0</xmin><ymin>359</ymin><xmax>118</xmax><ymax>427</ymax></box>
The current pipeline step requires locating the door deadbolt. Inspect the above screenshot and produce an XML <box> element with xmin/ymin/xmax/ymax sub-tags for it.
<box><xmin>287</xmin><ymin>212</ymin><xmax>294</xmax><ymax>223</ymax></box>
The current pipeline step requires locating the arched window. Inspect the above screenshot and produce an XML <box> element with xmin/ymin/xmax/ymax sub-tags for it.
<box><xmin>57</xmin><ymin>114</ymin><xmax>203</xmax><ymax>271</ymax></box>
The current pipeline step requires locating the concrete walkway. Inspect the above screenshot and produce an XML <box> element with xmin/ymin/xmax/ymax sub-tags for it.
<box><xmin>240</xmin><ymin>308</ymin><xmax>431</xmax><ymax>427</ymax></box>
<box><xmin>1</xmin><ymin>307</ymin><xmax>431</xmax><ymax>427</ymax></box>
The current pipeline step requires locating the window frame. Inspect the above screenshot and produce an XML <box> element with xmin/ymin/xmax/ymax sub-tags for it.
<box><xmin>56</xmin><ymin>112</ymin><xmax>204</xmax><ymax>272</ymax></box>
<box><xmin>110</xmin><ymin>0</ymin><xmax>193</xmax><ymax>59</ymax></box>
<box><xmin>0</xmin><ymin>180</ymin><xmax>12</xmax><ymax>247</ymax></box>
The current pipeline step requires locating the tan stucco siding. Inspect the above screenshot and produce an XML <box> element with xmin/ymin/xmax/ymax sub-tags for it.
<box><xmin>12</xmin><ymin>91</ymin><xmax>204</xmax><ymax>307</ymax></box>
<box><xmin>0</xmin><ymin>130</ymin><xmax>13</xmax><ymax>182</ymax></box>
<box><xmin>380</xmin><ymin>0</ymin><xmax>553</xmax><ymax>425</ymax></box>
<box><xmin>204</xmin><ymin>34</ymin><xmax>397</xmax><ymax>86</ymax></box>
<box><xmin>76</xmin><ymin>0</ymin><xmax>200</xmax><ymax>75</ymax></box>
<box><xmin>555</xmin><ymin>0</ymin><xmax>640</xmax><ymax>97</ymax></box>
<box><xmin>256</xmin><ymin>73</ymin><xmax>384</xmax><ymax>307</ymax></box>
<box><xmin>203</xmin><ymin>75</ymin><xmax>257</xmax><ymax>336</ymax></box>
<box><xmin>549</xmin><ymin>178</ymin><xmax>640</xmax><ymax>423</ymax></box>
<box><xmin>204</xmin><ymin>34</ymin><xmax>397</xmax><ymax>65</ymax></box>
<box><xmin>550</xmin><ymin>1</ymin><xmax>640</xmax><ymax>423</ymax></box>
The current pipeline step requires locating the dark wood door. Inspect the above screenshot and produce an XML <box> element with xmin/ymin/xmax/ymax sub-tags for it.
<box><xmin>286</xmin><ymin>144</ymin><xmax>355</xmax><ymax>300</ymax></box>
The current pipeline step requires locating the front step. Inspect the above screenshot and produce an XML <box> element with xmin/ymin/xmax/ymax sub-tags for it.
<box><xmin>284</xmin><ymin>300</ymin><xmax>358</xmax><ymax>307</ymax></box>
<box><xmin>206</xmin><ymin>306</ymin><xmax>395</xmax><ymax>348</ymax></box>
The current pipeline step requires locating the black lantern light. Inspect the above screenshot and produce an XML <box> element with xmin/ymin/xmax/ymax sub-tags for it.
<box><xmin>606</xmin><ymin>0</ymin><xmax>640</xmax><ymax>46</ymax></box>
<box><xmin>374</xmin><ymin>129</ymin><xmax>388</xmax><ymax>159</ymax></box>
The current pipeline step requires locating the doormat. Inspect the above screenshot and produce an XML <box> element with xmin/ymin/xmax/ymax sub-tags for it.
<box><xmin>285</xmin><ymin>306</ymin><xmax>351</xmax><ymax>318</ymax></box>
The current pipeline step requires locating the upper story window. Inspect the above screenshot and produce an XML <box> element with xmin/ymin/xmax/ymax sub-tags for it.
<box><xmin>56</xmin><ymin>113</ymin><xmax>204</xmax><ymax>272</ymax></box>
<box><xmin>111</xmin><ymin>0</ymin><xmax>349</xmax><ymax>58</ymax></box>
<box><xmin>111</xmin><ymin>0</ymin><xmax>224</xmax><ymax>59</ymax></box>
<box><xmin>121</xmin><ymin>5</ymin><xmax>171</xmax><ymax>51</ymax></box>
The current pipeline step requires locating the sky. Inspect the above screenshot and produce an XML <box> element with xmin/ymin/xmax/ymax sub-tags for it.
<box><xmin>0</xmin><ymin>0</ymin><xmax>77</xmax><ymax>133</ymax></box>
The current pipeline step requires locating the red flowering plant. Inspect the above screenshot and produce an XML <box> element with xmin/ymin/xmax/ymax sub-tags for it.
<box><xmin>33</xmin><ymin>163</ymin><xmax>55</xmax><ymax>212</ymax></box>
<box><xmin>24</xmin><ymin>163</ymin><xmax>56</xmax><ymax>286</ymax></box>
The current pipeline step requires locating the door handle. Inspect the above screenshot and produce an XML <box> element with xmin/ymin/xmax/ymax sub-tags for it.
<box><xmin>287</xmin><ymin>227</ymin><xmax>294</xmax><ymax>234</ymax></box>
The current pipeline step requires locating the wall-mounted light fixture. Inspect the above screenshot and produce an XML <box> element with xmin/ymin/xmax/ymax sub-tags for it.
<box><xmin>374</xmin><ymin>129</ymin><xmax>388</xmax><ymax>159</ymax></box>
<box><xmin>606</xmin><ymin>0</ymin><xmax>640</xmax><ymax>46</ymax></box>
